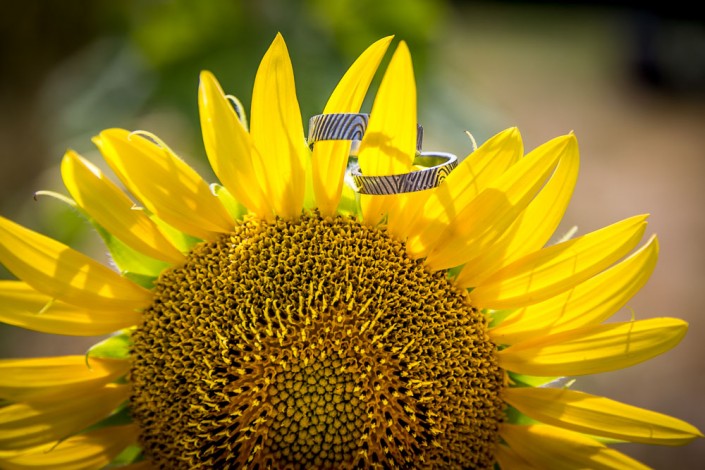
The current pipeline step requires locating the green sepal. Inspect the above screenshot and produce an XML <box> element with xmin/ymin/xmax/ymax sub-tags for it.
<box><xmin>85</xmin><ymin>406</ymin><xmax>148</xmax><ymax>466</ymax></box>
<box><xmin>302</xmin><ymin>148</ymin><xmax>317</xmax><ymax>211</ymax></box>
<box><xmin>124</xmin><ymin>272</ymin><xmax>159</xmax><ymax>289</ymax></box>
<box><xmin>150</xmin><ymin>215</ymin><xmax>202</xmax><ymax>252</ymax></box>
<box><xmin>93</xmin><ymin>225</ymin><xmax>167</xmax><ymax>288</ymax></box>
<box><xmin>109</xmin><ymin>444</ymin><xmax>143</xmax><ymax>467</ymax></box>
<box><xmin>337</xmin><ymin>183</ymin><xmax>361</xmax><ymax>218</ymax></box>
<box><xmin>36</xmin><ymin>190</ymin><xmax>169</xmax><ymax>286</ymax></box>
<box><xmin>211</xmin><ymin>183</ymin><xmax>247</xmax><ymax>220</ymax></box>
<box><xmin>87</xmin><ymin>330</ymin><xmax>132</xmax><ymax>360</ymax></box>
<box><xmin>508</xmin><ymin>371</ymin><xmax>561</xmax><ymax>388</ymax></box>
<box><xmin>487</xmin><ymin>309</ymin><xmax>516</xmax><ymax>328</ymax></box>
<box><xmin>446</xmin><ymin>264</ymin><xmax>465</xmax><ymax>280</ymax></box>
<box><xmin>504</xmin><ymin>404</ymin><xmax>539</xmax><ymax>425</ymax></box>
<box><xmin>85</xmin><ymin>403</ymin><xmax>133</xmax><ymax>432</ymax></box>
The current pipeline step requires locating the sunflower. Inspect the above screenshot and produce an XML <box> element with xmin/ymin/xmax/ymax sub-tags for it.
<box><xmin>0</xmin><ymin>33</ymin><xmax>701</xmax><ymax>470</ymax></box>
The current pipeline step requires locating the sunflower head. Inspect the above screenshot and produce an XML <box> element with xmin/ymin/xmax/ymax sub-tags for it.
<box><xmin>0</xmin><ymin>33</ymin><xmax>701</xmax><ymax>469</ymax></box>
<box><xmin>130</xmin><ymin>213</ymin><xmax>504</xmax><ymax>468</ymax></box>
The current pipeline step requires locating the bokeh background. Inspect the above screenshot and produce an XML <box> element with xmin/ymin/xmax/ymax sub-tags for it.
<box><xmin>1</xmin><ymin>0</ymin><xmax>704</xmax><ymax>467</ymax></box>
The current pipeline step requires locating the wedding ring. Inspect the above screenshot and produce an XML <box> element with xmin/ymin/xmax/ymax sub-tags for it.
<box><xmin>307</xmin><ymin>113</ymin><xmax>423</xmax><ymax>155</ymax></box>
<box><xmin>350</xmin><ymin>152</ymin><xmax>458</xmax><ymax>195</ymax></box>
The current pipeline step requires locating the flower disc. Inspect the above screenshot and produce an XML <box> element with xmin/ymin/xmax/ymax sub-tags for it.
<box><xmin>130</xmin><ymin>212</ymin><xmax>505</xmax><ymax>469</ymax></box>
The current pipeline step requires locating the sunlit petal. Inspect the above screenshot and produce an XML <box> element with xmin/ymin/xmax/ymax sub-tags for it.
<box><xmin>0</xmin><ymin>384</ymin><xmax>128</xmax><ymax>450</ymax></box>
<box><xmin>199</xmin><ymin>71</ymin><xmax>273</xmax><ymax>220</ymax></box>
<box><xmin>456</xmin><ymin>135</ymin><xmax>579</xmax><ymax>287</ymax></box>
<box><xmin>357</xmin><ymin>41</ymin><xmax>417</xmax><ymax>226</ymax></box>
<box><xmin>0</xmin><ymin>356</ymin><xmax>127</xmax><ymax>403</ymax></box>
<box><xmin>413</xmin><ymin>135</ymin><xmax>574</xmax><ymax>270</ymax></box>
<box><xmin>0</xmin><ymin>424</ymin><xmax>136</xmax><ymax>469</ymax></box>
<box><xmin>313</xmin><ymin>36</ymin><xmax>393</xmax><ymax>216</ymax></box>
<box><xmin>505</xmin><ymin>387</ymin><xmax>703</xmax><ymax>446</ymax></box>
<box><xmin>491</xmin><ymin>236</ymin><xmax>658</xmax><ymax>344</ymax></box>
<box><xmin>470</xmin><ymin>214</ymin><xmax>648</xmax><ymax>309</ymax></box>
<box><xmin>250</xmin><ymin>33</ymin><xmax>310</xmax><ymax>219</ymax></box>
<box><xmin>0</xmin><ymin>216</ymin><xmax>151</xmax><ymax>312</ymax></box>
<box><xmin>495</xmin><ymin>444</ymin><xmax>537</xmax><ymax>469</ymax></box>
<box><xmin>500</xmin><ymin>424</ymin><xmax>651</xmax><ymax>470</ymax></box>
<box><xmin>61</xmin><ymin>150</ymin><xmax>185</xmax><ymax>264</ymax></box>
<box><xmin>95</xmin><ymin>128</ymin><xmax>233</xmax><ymax>240</ymax></box>
<box><xmin>0</xmin><ymin>281</ymin><xmax>141</xmax><ymax>336</ymax></box>
<box><xmin>403</xmin><ymin>127</ymin><xmax>523</xmax><ymax>249</ymax></box>
<box><xmin>497</xmin><ymin>317</ymin><xmax>688</xmax><ymax>376</ymax></box>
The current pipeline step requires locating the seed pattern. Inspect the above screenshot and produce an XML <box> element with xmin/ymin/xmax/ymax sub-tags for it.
<box><xmin>130</xmin><ymin>212</ymin><xmax>505</xmax><ymax>469</ymax></box>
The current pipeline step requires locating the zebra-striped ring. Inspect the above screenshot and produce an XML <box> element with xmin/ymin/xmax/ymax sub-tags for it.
<box><xmin>307</xmin><ymin>113</ymin><xmax>423</xmax><ymax>155</ymax></box>
<box><xmin>350</xmin><ymin>152</ymin><xmax>458</xmax><ymax>195</ymax></box>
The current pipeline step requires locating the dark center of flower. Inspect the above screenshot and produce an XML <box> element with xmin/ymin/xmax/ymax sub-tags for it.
<box><xmin>130</xmin><ymin>212</ymin><xmax>505</xmax><ymax>469</ymax></box>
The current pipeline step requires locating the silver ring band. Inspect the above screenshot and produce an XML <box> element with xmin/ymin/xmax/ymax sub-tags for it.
<box><xmin>350</xmin><ymin>151</ymin><xmax>458</xmax><ymax>195</ymax></box>
<box><xmin>308</xmin><ymin>113</ymin><xmax>423</xmax><ymax>155</ymax></box>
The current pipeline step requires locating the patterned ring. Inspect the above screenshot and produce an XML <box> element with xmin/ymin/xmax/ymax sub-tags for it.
<box><xmin>350</xmin><ymin>151</ymin><xmax>458</xmax><ymax>195</ymax></box>
<box><xmin>307</xmin><ymin>113</ymin><xmax>424</xmax><ymax>155</ymax></box>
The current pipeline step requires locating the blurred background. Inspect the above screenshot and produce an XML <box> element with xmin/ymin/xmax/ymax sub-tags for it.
<box><xmin>1</xmin><ymin>0</ymin><xmax>704</xmax><ymax>467</ymax></box>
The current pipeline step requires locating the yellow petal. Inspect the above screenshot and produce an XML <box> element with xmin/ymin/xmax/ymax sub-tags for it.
<box><xmin>470</xmin><ymin>214</ymin><xmax>648</xmax><ymax>310</ymax></box>
<box><xmin>0</xmin><ymin>215</ymin><xmax>151</xmax><ymax>312</ymax></box>
<box><xmin>0</xmin><ymin>384</ymin><xmax>128</xmax><ymax>450</ymax></box>
<box><xmin>500</xmin><ymin>424</ymin><xmax>651</xmax><ymax>470</ymax></box>
<box><xmin>504</xmin><ymin>387</ymin><xmax>704</xmax><ymax>446</ymax></box>
<box><xmin>495</xmin><ymin>444</ymin><xmax>537</xmax><ymax>469</ymax></box>
<box><xmin>0</xmin><ymin>356</ymin><xmax>128</xmax><ymax>403</ymax></box>
<box><xmin>386</xmin><ymin>189</ymin><xmax>434</xmax><ymax>242</ymax></box>
<box><xmin>404</xmin><ymin>127</ymin><xmax>523</xmax><ymax>251</ymax></box>
<box><xmin>312</xmin><ymin>36</ymin><xmax>393</xmax><ymax>216</ymax></box>
<box><xmin>497</xmin><ymin>317</ymin><xmax>688</xmax><ymax>377</ymax></box>
<box><xmin>61</xmin><ymin>150</ymin><xmax>185</xmax><ymax>264</ymax></box>
<box><xmin>0</xmin><ymin>281</ymin><xmax>141</xmax><ymax>336</ymax></box>
<box><xmin>357</xmin><ymin>41</ymin><xmax>417</xmax><ymax>226</ymax></box>
<box><xmin>250</xmin><ymin>33</ymin><xmax>310</xmax><ymax>219</ymax></box>
<box><xmin>198</xmin><ymin>71</ymin><xmax>274</xmax><ymax>220</ymax></box>
<box><xmin>491</xmin><ymin>236</ymin><xmax>659</xmax><ymax>345</ymax></box>
<box><xmin>95</xmin><ymin>128</ymin><xmax>233</xmax><ymax>240</ymax></box>
<box><xmin>0</xmin><ymin>424</ymin><xmax>136</xmax><ymax>470</ymax></box>
<box><xmin>456</xmin><ymin>135</ymin><xmax>579</xmax><ymax>287</ymax></box>
<box><xmin>418</xmin><ymin>135</ymin><xmax>574</xmax><ymax>270</ymax></box>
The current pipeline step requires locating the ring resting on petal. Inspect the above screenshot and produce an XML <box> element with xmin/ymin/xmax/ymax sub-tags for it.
<box><xmin>350</xmin><ymin>152</ymin><xmax>458</xmax><ymax>195</ymax></box>
<box><xmin>308</xmin><ymin>112</ymin><xmax>457</xmax><ymax>194</ymax></box>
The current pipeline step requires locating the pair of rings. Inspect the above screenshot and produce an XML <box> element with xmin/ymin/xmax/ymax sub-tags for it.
<box><xmin>307</xmin><ymin>113</ymin><xmax>457</xmax><ymax>195</ymax></box>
